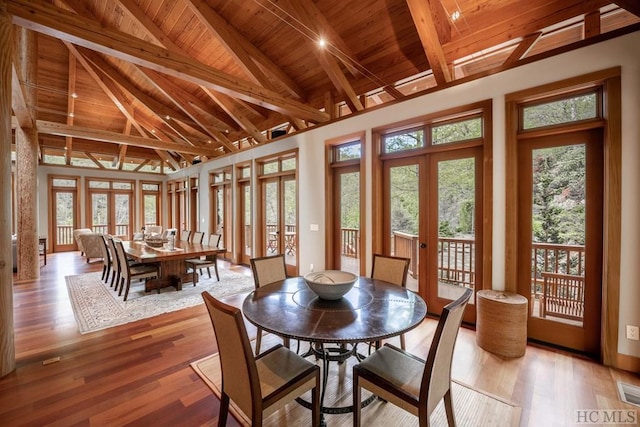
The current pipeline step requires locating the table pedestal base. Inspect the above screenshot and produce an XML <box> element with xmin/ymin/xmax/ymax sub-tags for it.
<box><xmin>143</xmin><ymin>259</ymin><xmax>197</xmax><ymax>292</ymax></box>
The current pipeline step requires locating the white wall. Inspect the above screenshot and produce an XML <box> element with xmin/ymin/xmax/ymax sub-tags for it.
<box><xmin>38</xmin><ymin>32</ymin><xmax>640</xmax><ymax>358</ymax></box>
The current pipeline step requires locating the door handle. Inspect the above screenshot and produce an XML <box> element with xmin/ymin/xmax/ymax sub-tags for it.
<box><xmin>419</xmin><ymin>243</ymin><xmax>427</xmax><ymax>249</ymax></box>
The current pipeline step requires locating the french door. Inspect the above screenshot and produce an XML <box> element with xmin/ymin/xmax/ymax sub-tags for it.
<box><xmin>50</xmin><ymin>176</ymin><xmax>79</xmax><ymax>252</ymax></box>
<box><xmin>87</xmin><ymin>180</ymin><xmax>134</xmax><ymax>238</ymax></box>
<box><xmin>331</xmin><ymin>163</ymin><xmax>362</xmax><ymax>275</ymax></box>
<box><xmin>516</xmin><ymin>130</ymin><xmax>603</xmax><ymax>354</ymax></box>
<box><xmin>382</xmin><ymin>148</ymin><xmax>482</xmax><ymax>322</ymax></box>
<box><xmin>238</xmin><ymin>177</ymin><xmax>252</xmax><ymax>265</ymax></box>
<box><xmin>260</xmin><ymin>175</ymin><xmax>297</xmax><ymax>275</ymax></box>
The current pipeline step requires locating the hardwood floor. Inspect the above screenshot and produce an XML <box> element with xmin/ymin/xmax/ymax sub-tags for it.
<box><xmin>1</xmin><ymin>252</ymin><xmax>638</xmax><ymax>426</ymax></box>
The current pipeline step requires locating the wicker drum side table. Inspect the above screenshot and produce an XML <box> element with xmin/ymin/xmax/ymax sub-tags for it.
<box><xmin>476</xmin><ymin>290</ymin><xmax>528</xmax><ymax>357</ymax></box>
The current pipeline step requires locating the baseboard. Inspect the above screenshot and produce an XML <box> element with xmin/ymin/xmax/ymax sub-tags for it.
<box><xmin>614</xmin><ymin>353</ymin><xmax>640</xmax><ymax>373</ymax></box>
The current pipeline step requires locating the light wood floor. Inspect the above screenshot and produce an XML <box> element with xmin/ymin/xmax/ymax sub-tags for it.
<box><xmin>1</xmin><ymin>252</ymin><xmax>638</xmax><ymax>426</ymax></box>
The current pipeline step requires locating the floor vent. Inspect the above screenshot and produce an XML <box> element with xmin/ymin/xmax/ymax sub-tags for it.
<box><xmin>618</xmin><ymin>381</ymin><xmax>640</xmax><ymax>407</ymax></box>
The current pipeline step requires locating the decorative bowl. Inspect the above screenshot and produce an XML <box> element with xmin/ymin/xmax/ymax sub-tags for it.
<box><xmin>303</xmin><ymin>270</ymin><xmax>357</xmax><ymax>300</ymax></box>
<box><xmin>144</xmin><ymin>237</ymin><xmax>168</xmax><ymax>248</ymax></box>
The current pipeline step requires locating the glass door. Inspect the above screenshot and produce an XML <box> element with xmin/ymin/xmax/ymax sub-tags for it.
<box><xmin>50</xmin><ymin>176</ymin><xmax>79</xmax><ymax>252</ymax></box>
<box><xmin>332</xmin><ymin>164</ymin><xmax>361</xmax><ymax>275</ymax></box>
<box><xmin>427</xmin><ymin>149</ymin><xmax>482</xmax><ymax>321</ymax></box>
<box><xmin>517</xmin><ymin>130</ymin><xmax>603</xmax><ymax>354</ymax></box>
<box><xmin>384</xmin><ymin>157</ymin><xmax>424</xmax><ymax>294</ymax></box>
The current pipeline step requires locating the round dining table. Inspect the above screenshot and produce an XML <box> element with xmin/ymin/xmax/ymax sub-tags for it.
<box><xmin>242</xmin><ymin>275</ymin><xmax>427</xmax><ymax>417</ymax></box>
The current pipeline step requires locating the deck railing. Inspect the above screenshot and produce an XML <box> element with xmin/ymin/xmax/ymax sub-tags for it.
<box><xmin>341</xmin><ymin>228</ymin><xmax>359</xmax><ymax>258</ymax></box>
<box><xmin>57</xmin><ymin>225</ymin><xmax>74</xmax><ymax>245</ymax></box>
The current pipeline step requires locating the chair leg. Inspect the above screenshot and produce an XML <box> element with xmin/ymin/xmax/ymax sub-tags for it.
<box><xmin>353</xmin><ymin>367</ymin><xmax>361</xmax><ymax>427</ymax></box>
<box><xmin>206</xmin><ymin>266</ymin><xmax>211</xmax><ymax>279</ymax></box>
<box><xmin>118</xmin><ymin>277</ymin><xmax>125</xmax><ymax>296</ymax></box>
<box><xmin>443</xmin><ymin>389</ymin><xmax>455</xmax><ymax>426</ymax></box>
<box><xmin>255</xmin><ymin>327</ymin><xmax>263</xmax><ymax>355</ymax></box>
<box><xmin>400</xmin><ymin>333</ymin><xmax>406</xmax><ymax>350</ymax></box>
<box><xmin>218</xmin><ymin>392</ymin><xmax>230</xmax><ymax>427</ymax></box>
<box><xmin>213</xmin><ymin>262</ymin><xmax>219</xmax><ymax>281</ymax></box>
<box><xmin>192</xmin><ymin>266</ymin><xmax>197</xmax><ymax>287</ymax></box>
<box><xmin>101</xmin><ymin>265</ymin><xmax>107</xmax><ymax>280</ymax></box>
<box><xmin>123</xmin><ymin>279</ymin><xmax>132</xmax><ymax>301</ymax></box>
<box><xmin>312</xmin><ymin>376</ymin><xmax>320</xmax><ymax>427</ymax></box>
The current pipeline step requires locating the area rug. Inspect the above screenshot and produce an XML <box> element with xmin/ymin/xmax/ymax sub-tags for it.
<box><xmin>66</xmin><ymin>270</ymin><xmax>254</xmax><ymax>334</ymax></box>
<box><xmin>192</xmin><ymin>350</ymin><xmax>522</xmax><ymax>426</ymax></box>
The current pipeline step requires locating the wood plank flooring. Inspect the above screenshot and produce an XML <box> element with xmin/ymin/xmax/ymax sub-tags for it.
<box><xmin>1</xmin><ymin>252</ymin><xmax>638</xmax><ymax>426</ymax></box>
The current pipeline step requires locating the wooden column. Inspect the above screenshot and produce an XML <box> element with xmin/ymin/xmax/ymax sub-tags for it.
<box><xmin>0</xmin><ymin>0</ymin><xmax>16</xmax><ymax>377</ymax></box>
<box><xmin>15</xmin><ymin>26</ymin><xmax>39</xmax><ymax>280</ymax></box>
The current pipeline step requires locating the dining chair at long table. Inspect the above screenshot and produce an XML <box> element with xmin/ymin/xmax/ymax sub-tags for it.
<box><xmin>180</xmin><ymin>230</ymin><xmax>191</xmax><ymax>242</ymax></box>
<box><xmin>371</xmin><ymin>254</ymin><xmax>411</xmax><ymax>349</ymax></box>
<box><xmin>185</xmin><ymin>234</ymin><xmax>221</xmax><ymax>285</ymax></box>
<box><xmin>99</xmin><ymin>234</ymin><xmax>112</xmax><ymax>283</ymax></box>
<box><xmin>201</xmin><ymin>292</ymin><xmax>320</xmax><ymax>427</ymax></box>
<box><xmin>353</xmin><ymin>288</ymin><xmax>472</xmax><ymax>427</ymax></box>
<box><xmin>249</xmin><ymin>254</ymin><xmax>288</xmax><ymax>355</ymax></box>
<box><xmin>114</xmin><ymin>240</ymin><xmax>159</xmax><ymax>301</ymax></box>
<box><xmin>106</xmin><ymin>236</ymin><xmax>120</xmax><ymax>288</ymax></box>
<box><xmin>191</xmin><ymin>231</ymin><xmax>205</xmax><ymax>244</ymax></box>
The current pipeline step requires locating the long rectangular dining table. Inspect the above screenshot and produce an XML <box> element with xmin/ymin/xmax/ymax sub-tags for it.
<box><xmin>122</xmin><ymin>240</ymin><xmax>224</xmax><ymax>292</ymax></box>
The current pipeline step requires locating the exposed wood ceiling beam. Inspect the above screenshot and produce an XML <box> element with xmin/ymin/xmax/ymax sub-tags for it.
<box><xmin>201</xmin><ymin>88</ymin><xmax>268</xmax><ymax>144</ymax></box>
<box><xmin>84</xmin><ymin>152</ymin><xmax>105</xmax><ymax>169</ymax></box>
<box><xmin>7</xmin><ymin>0</ymin><xmax>329</xmax><ymax>123</ymax></box>
<box><xmin>184</xmin><ymin>0</ymin><xmax>307</xmax><ymax>135</ymax></box>
<box><xmin>113</xmin><ymin>0</ymin><xmax>266</xmax><ymax>151</ymax></box>
<box><xmin>10</xmin><ymin>64</ymin><xmax>33</xmax><ymax>128</ymax></box>
<box><xmin>36</xmin><ymin>120</ymin><xmax>221</xmax><ymax>156</ymax></box>
<box><xmin>503</xmin><ymin>32</ymin><xmax>542</xmax><ymax>66</ymax></box>
<box><xmin>277</xmin><ymin>0</ymin><xmax>362</xmax><ymax>78</ymax></box>
<box><xmin>280</xmin><ymin>0</ymin><xmax>363</xmax><ymax>112</ymax></box>
<box><xmin>584</xmin><ymin>11</ymin><xmax>601</xmax><ymax>38</ymax></box>
<box><xmin>613</xmin><ymin>0</ymin><xmax>640</xmax><ymax>17</ymax></box>
<box><xmin>441</xmin><ymin>0</ymin><xmax>611</xmax><ymax>60</ymax></box>
<box><xmin>406</xmin><ymin>0</ymin><xmax>452</xmax><ymax>85</ymax></box>
<box><xmin>64</xmin><ymin>41</ymin><xmax>186</xmax><ymax>163</ymax></box>
<box><xmin>183</xmin><ymin>0</ymin><xmax>305</xmax><ymax>100</ymax></box>
<box><xmin>65</xmin><ymin>53</ymin><xmax>76</xmax><ymax>165</ymax></box>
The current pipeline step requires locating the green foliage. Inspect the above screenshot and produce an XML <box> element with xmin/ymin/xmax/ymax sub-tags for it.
<box><xmin>432</xmin><ymin>117</ymin><xmax>482</xmax><ymax>145</ymax></box>
<box><xmin>532</xmin><ymin>145</ymin><xmax>586</xmax><ymax>245</ymax></box>
<box><xmin>384</xmin><ymin>129</ymin><xmax>424</xmax><ymax>153</ymax></box>
<box><xmin>523</xmin><ymin>93</ymin><xmax>597</xmax><ymax>129</ymax></box>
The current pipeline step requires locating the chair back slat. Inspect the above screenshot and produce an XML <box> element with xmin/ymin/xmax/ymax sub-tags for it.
<box><xmin>250</xmin><ymin>255</ymin><xmax>287</xmax><ymax>288</ymax></box>
<box><xmin>371</xmin><ymin>254</ymin><xmax>410</xmax><ymax>287</ymax></box>
<box><xmin>201</xmin><ymin>292</ymin><xmax>261</xmax><ymax>418</ymax></box>
<box><xmin>192</xmin><ymin>231</ymin><xmax>205</xmax><ymax>244</ymax></box>
<box><xmin>422</xmin><ymin>288</ymin><xmax>472</xmax><ymax>413</ymax></box>
<box><xmin>209</xmin><ymin>233</ymin><xmax>221</xmax><ymax>248</ymax></box>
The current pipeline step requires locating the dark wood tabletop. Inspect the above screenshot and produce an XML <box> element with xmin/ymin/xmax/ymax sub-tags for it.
<box><xmin>242</xmin><ymin>276</ymin><xmax>427</xmax><ymax>344</ymax></box>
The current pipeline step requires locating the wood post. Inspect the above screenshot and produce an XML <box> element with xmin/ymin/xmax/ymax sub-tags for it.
<box><xmin>15</xmin><ymin>26</ymin><xmax>39</xmax><ymax>281</ymax></box>
<box><xmin>0</xmin><ymin>0</ymin><xmax>16</xmax><ymax>377</ymax></box>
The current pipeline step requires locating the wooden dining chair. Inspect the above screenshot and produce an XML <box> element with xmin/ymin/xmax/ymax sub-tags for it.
<box><xmin>353</xmin><ymin>288</ymin><xmax>472</xmax><ymax>427</ymax></box>
<box><xmin>371</xmin><ymin>254</ymin><xmax>410</xmax><ymax>349</ymax></box>
<box><xmin>180</xmin><ymin>230</ymin><xmax>191</xmax><ymax>242</ymax></box>
<box><xmin>114</xmin><ymin>240</ymin><xmax>160</xmax><ymax>301</ymax></box>
<box><xmin>201</xmin><ymin>292</ymin><xmax>320</xmax><ymax>427</ymax></box>
<box><xmin>99</xmin><ymin>234</ymin><xmax>112</xmax><ymax>284</ymax></box>
<box><xmin>250</xmin><ymin>254</ymin><xmax>288</xmax><ymax>355</ymax></box>
<box><xmin>106</xmin><ymin>236</ymin><xmax>121</xmax><ymax>288</ymax></box>
<box><xmin>191</xmin><ymin>231</ymin><xmax>205</xmax><ymax>244</ymax></box>
<box><xmin>185</xmin><ymin>233</ymin><xmax>221</xmax><ymax>284</ymax></box>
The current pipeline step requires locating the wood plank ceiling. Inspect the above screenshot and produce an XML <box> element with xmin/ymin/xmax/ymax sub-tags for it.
<box><xmin>8</xmin><ymin>0</ymin><xmax>640</xmax><ymax>172</ymax></box>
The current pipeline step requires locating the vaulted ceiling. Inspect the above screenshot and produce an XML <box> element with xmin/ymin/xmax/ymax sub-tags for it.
<box><xmin>8</xmin><ymin>0</ymin><xmax>640</xmax><ymax>173</ymax></box>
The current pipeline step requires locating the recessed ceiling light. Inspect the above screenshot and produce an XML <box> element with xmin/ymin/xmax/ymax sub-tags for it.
<box><xmin>68</xmin><ymin>112</ymin><xmax>74</xmax><ymax>118</ymax></box>
<box><xmin>151</xmin><ymin>129</ymin><xmax>156</xmax><ymax>133</ymax></box>
<box><xmin>318</xmin><ymin>38</ymin><xmax>326</xmax><ymax>48</ymax></box>
<box><xmin>165</xmin><ymin>115</ymin><xmax>170</xmax><ymax>120</ymax></box>
<box><xmin>451</xmin><ymin>10</ymin><xmax>461</xmax><ymax>21</ymax></box>
<box><xmin>71</xmin><ymin>92</ymin><xmax>78</xmax><ymax>98</ymax></box>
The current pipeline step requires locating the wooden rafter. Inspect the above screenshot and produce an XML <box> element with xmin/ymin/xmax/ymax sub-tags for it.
<box><xmin>503</xmin><ymin>32</ymin><xmax>542</xmax><ymax>66</ymax></box>
<box><xmin>201</xmin><ymin>88</ymin><xmax>268</xmax><ymax>144</ymax></box>
<box><xmin>65</xmin><ymin>53</ymin><xmax>76</xmax><ymax>165</ymax></box>
<box><xmin>613</xmin><ymin>0</ymin><xmax>640</xmax><ymax>17</ymax></box>
<box><xmin>36</xmin><ymin>120</ymin><xmax>221</xmax><ymax>157</ymax></box>
<box><xmin>10</xmin><ymin>64</ymin><xmax>32</xmax><ymax>128</ymax></box>
<box><xmin>8</xmin><ymin>0</ymin><xmax>329</xmax><ymax>123</ymax></box>
<box><xmin>584</xmin><ymin>11</ymin><xmax>601</xmax><ymax>38</ymax></box>
<box><xmin>406</xmin><ymin>0</ymin><xmax>452</xmax><ymax>85</ymax></box>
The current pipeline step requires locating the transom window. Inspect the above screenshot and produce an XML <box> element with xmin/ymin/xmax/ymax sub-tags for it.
<box><xmin>521</xmin><ymin>90</ymin><xmax>601</xmax><ymax>131</ymax></box>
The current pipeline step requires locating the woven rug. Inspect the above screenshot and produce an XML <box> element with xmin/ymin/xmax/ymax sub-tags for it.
<box><xmin>192</xmin><ymin>349</ymin><xmax>522</xmax><ymax>426</ymax></box>
<box><xmin>66</xmin><ymin>270</ymin><xmax>254</xmax><ymax>334</ymax></box>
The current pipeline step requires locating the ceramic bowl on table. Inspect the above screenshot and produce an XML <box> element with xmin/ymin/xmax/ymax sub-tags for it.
<box><xmin>303</xmin><ymin>270</ymin><xmax>357</xmax><ymax>300</ymax></box>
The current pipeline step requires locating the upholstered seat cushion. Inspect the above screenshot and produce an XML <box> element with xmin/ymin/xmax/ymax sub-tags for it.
<box><xmin>357</xmin><ymin>345</ymin><xmax>424</xmax><ymax>399</ymax></box>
